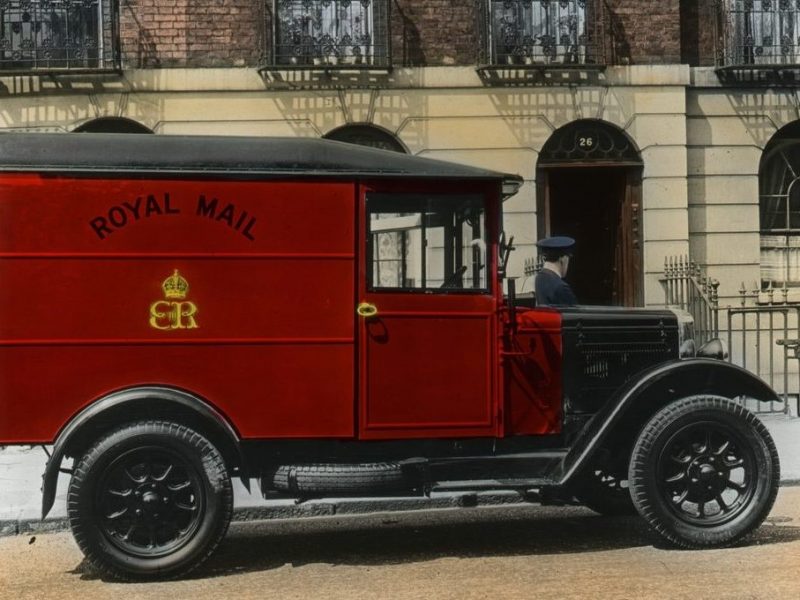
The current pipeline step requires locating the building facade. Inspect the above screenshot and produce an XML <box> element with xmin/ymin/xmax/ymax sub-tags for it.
<box><xmin>1</xmin><ymin>0</ymin><xmax>799</xmax><ymax>317</ymax></box>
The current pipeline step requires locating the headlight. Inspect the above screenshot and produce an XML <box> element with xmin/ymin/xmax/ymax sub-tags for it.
<box><xmin>697</xmin><ymin>338</ymin><xmax>729</xmax><ymax>360</ymax></box>
<box><xmin>669</xmin><ymin>309</ymin><xmax>696</xmax><ymax>357</ymax></box>
<box><xmin>679</xmin><ymin>339</ymin><xmax>696</xmax><ymax>358</ymax></box>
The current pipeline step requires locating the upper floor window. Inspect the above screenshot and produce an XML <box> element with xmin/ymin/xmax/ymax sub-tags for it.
<box><xmin>0</xmin><ymin>0</ymin><xmax>119</xmax><ymax>72</ymax></box>
<box><xmin>760</xmin><ymin>122</ymin><xmax>800</xmax><ymax>286</ymax></box>
<box><xmin>719</xmin><ymin>0</ymin><xmax>800</xmax><ymax>66</ymax></box>
<box><xmin>273</xmin><ymin>0</ymin><xmax>389</xmax><ymax>67</ymax></box>
<box><xmin>488</xmin><ymin>0</ymin><xmax>602</xmax><ymax>66</ymax></box>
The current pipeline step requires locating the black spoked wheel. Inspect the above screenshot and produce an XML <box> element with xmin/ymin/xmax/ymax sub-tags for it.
<box><xmin>629</xmin><ymin>396</ymin><xmax>779</xmax><ymax>548</ymax></box>
<box><xmin>96</xmin><ymin>448</ymin><xmax>205</xmax><ymax>558</ymax></box>
<box><xmin>68</xmin><ymin>421</ymin><xmax>233</xmax><ymax>580</ymax></box>
<box><xmin>657</xmin><ymin>423</ymin><xmax>756</xmax><ymax>525</ymax></box>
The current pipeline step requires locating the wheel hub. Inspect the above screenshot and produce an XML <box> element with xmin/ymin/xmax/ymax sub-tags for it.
<box><xmin>139</xmin><ymin>487</ymin><xmax>166</xmax><ymax>516</ymax></box>
<box><xmin>687</xmin><ymin>457</ymin><xmax>728</xmax><ymax>499</ymax></box>
<box><xmin>97</xmin><ymin>449</ymin><xmax>204</xmax><ymax>557</ymax></box>
<box><xmin>142</xmin><ymin>490</ymin><xmax>159</xmax><ymax>505</ymax></box>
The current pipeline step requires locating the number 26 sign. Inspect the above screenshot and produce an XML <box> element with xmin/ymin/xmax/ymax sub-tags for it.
<box><xmin>576</xmin><ymin>131</ymin><xmax>596</xmax><ymax>150</ymax></box>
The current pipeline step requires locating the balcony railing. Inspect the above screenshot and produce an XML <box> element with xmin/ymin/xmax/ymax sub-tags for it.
<box><xmin>485</xmin><ymin>0</ymin><xmax>605</xmax><ymax>66</ymax></box>
<box><xmin>717</xmin><ymin>0</ymin><xmax>800</xmax><ymax>67</ymax></box>
<box><xmin>272</xmin><ymin>0</ymin><xmax>389</xmax><ymax>68</ymax></box>
<box><xmin>0</xmin><ymin>0</ymin><xmax>119</xmax><ymax>72</ymax></box>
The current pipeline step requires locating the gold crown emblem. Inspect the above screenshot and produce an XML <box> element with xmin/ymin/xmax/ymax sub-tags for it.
<box><xmin>162</xmin><ymin>269</ymin><xmax>189</xmax><ymax>300</ymax></box>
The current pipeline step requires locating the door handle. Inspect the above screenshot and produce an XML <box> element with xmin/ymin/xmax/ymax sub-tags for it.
<box><xmin>356</xmin><ymin>302</ymin><xmax>379</xmax><ymax>318</ymax></box>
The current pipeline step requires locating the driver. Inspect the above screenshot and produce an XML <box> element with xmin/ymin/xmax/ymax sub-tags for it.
<box><xmin>534</xmin><ymin>236</ymin><xmax>577</xmax><ymax>306</ymax></box>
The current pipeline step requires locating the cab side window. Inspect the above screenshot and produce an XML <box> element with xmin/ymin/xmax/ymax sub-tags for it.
<box><xmin>367</xmin><ymin>193</ymin><xmax>487</xmax><ymax>292</ymax></box>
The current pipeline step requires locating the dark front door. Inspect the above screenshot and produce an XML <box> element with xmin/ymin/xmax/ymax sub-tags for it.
<box><xmin>540</xmin><ymin>167</ymin><xmax>642</xmax><ymax>306</ymax></box>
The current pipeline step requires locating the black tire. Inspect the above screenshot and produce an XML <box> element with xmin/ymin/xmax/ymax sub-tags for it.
<box><xmin>573</xmin><ymin>467</ymin><xmax>636</xmax><ymax>516</ymax></box>
<box><xmin>68</xmin><ymin>421</ymin><xmax>233</xmax><ymax>581</ymax></box>
<box><xmin>271</xmin><ymin>462</ymin><xmax>406</xmax><ymax>494</ymax></box>
<box><xmin>629</xmin><ymin>395</ymin><xmax>779</xmax><ymax>549</ymax></box>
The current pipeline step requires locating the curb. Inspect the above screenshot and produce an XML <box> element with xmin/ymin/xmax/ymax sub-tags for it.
<box><xmin>3</xmin><ymin>482</ymin><xmax>799</xmax><ymax>538</ymax></box>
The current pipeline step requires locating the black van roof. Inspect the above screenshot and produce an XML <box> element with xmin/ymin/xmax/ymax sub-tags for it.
<box><xmin>0</xmin><ymin>133</ymin><xmax>522</xmax><ymax>189</ymax></box>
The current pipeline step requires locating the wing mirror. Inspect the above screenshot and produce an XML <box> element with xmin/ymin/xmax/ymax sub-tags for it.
<box><xmin>499</xmin><ymin>232</ymin><xmax>515</xmax><ymax>278</ymax></box>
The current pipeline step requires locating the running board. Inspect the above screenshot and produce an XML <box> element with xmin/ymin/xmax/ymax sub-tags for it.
<box><xmin>430</xmin><ymin>478</ymin><xmax>556</xmax><ymax>492</ymax></box>
<box><xmin>425</xmin><ymin>451</ymin><xmax>568</xmax><ymax>483</ymax></box>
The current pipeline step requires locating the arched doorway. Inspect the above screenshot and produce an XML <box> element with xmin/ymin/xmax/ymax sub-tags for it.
<box><xmin>323</xmin><ymin>124</ymin><xmax>407</xmax><ymax>153</ymax></box>
<box><xmin>537</xmin><ymin>120</ymin><xmax>643</xmax><ymax>306</ymax></box>
<box><xmin>73</xmin><ymin>117</ymin><xmax>153</xmax><ymax>134</ymax></box>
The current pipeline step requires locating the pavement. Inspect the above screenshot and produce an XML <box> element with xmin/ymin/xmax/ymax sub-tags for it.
<box><xmin>1</xmin><ymin>412</ymin><xmax>799</xmax><ymax>537</ymax></box>
<box><xmin>3</xmin><ymin>488</ymin><xmax>800</xmax><ymax>598</ymax></box>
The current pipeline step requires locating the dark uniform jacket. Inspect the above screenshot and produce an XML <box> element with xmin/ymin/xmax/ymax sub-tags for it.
<box><xmin>534</xmin><ymin>268</ymin><xmax>577</xmax><ymax>306</ymax></box>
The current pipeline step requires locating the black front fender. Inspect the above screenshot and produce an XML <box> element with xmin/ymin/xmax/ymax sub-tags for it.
<box><xmin>558</xmin><ymin>358</ymin><xmax>778</xmax><ymax>485</ymax></box>
<box><xmin>41</xmin><ymin>386</ymin><xmax>247</xmax><ymax>519</ymax></box>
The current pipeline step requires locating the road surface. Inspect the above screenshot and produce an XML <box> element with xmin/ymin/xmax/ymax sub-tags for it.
<box><xmin>2</xmin><ymin>486</ymin><xmax>800</xmax><ymax>600</ymax></box>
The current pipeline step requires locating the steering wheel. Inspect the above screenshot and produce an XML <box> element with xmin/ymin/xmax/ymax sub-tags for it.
<box><xmin>440</xmin><ymin>265</ymin><xmax>468</xmax><ymax>289</ymax></box>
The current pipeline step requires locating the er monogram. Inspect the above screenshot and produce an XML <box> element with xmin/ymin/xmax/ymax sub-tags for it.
<box><xmin>149</xmin><ymin>269</ymin><xmax>199</xmax><ymax>330</ymax></box>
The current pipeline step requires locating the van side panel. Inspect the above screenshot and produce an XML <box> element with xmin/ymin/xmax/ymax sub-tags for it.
<box><xmin>504</xmin><ymin>309</ymin><xmax>563</xmax><ymax>435</ymax></box>
<box><xmin>0</xmin><ymin>175</ymin><xmax>356</xmax><ymax>442</ymax></box>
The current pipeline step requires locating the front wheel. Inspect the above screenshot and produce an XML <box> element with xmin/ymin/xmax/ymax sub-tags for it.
<box><xmin>629</xmin><ymin>396</ymin><xmax>779</xmax><ymax>548</ymax></box>
<box><xmin>68</xmin><ymin>421</ymin><xmax>233</xmax><ymax>580</ymax></box>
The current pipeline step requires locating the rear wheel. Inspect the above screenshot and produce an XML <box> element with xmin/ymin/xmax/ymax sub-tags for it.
<box><xmin>68</xmin><ymin>421</ymin><xmax>233</xmax><ymax>580</ymax></box>
<box><xmin>629</xmin><ymin>396</ymin><xmax>779</xmax><ymax>548</ymax></box>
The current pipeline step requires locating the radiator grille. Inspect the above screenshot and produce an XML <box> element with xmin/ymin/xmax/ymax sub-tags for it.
<box><xmin>564</xmin><ymin>324</ymin><xmax>678</xmax><ymax>413</ymax></box>
<box><xmin>580</xmin><ymin>341</ymin><xmax>672</xmax><ymax>380</ymax></box>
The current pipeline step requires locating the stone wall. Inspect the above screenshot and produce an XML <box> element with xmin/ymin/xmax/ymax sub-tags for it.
<box><xmin>686</xmin><ymin>72</ymin><xmax>795</xmax><ymax>304</ymax></box>
<box><xmin>391</xmin><ymin>0</ymin><xmax>479</xmax><ymax>66</ymax></box>
<box><xmin>114</xmin><ymin>0</ymin><xmax>697</xmax><ymax>69</ymax></box>
<box><xmin>605</xmin><ymin>0</ymin><xmax>682</xmax><ymax>65</ymax></box>
<box><xmin>119</xmin><ymin>0</ymin><xmax>263</xmax><ymax>68</ymax></box>
<box><xmin>679</xmin><ymin>0</ymin><xmax>718</xmax><ymax>67</ymax></box>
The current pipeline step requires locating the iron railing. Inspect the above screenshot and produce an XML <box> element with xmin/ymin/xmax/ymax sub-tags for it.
<box><xmin>272</xmin><ymin>0</ymin><xmax>390</xmax><ymax>68</ymax></box>
<box><xmin>484</xmin><ymin>0</ymin><xmax>606</xmax><ymax>66</ymax></box>
<box><xmin>662</xmin><ymin>257</ymin><xmax>721</xmax><ymax>346</ymax></box>
<box><xmin>0</xmin><ymin>0</ymin><xmax>119</xmax><ymax>72</ymax></box>
<box><xmin>716</xmin><ymin>0</ymin><xmax>800</xmax><ymax>67</ymax></box>
<box><xmin>662</xmin><ymin>256</ymin><xmax>799</xmax><ymax>415</ymax></box>
<box><xmin>726</xmin><ymin>302</ymin><xmax>799</xmax><ymax>413</ymax></box>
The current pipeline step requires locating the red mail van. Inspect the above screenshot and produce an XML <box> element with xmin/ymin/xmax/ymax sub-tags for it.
<box><xmin>0</xmin><ymin>133</ymin><xmax>780</xmax><ymax>580</ymax></box>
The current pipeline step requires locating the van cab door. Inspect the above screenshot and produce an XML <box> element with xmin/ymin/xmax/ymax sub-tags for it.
<box><xmin>357</xmin><ymin>187</ymin><xmax>500</xmax><ymax>440</ymax></box>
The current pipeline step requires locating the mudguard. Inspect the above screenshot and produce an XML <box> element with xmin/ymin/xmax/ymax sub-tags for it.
<box><xmin>557</xmin><ymin>358</ymin><xmax>779</xmax><ymax>485</ymax></box>
<box><xmin>41</xmin><ymin>386</ymin><xmax>247</xmax><ymax>519</ymax></box>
